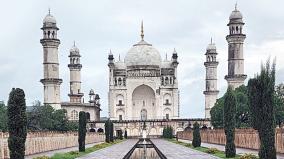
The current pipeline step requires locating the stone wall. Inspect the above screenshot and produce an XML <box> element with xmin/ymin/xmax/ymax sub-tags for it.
<box><xmin>0</xmin><ymin>131</ymin><xmax>105</xmax><ymax>159</ymax></box>
<box><xmin>177</xmin><ymin>128</ymin><xmax>284</xmax><ymax>154</ymax></box>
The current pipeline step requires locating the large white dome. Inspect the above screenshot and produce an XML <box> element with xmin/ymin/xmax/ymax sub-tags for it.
<box><xmin>125</xmin><ymin>40</ymin><xmax>161</xmax><ymax>67</ymax></box>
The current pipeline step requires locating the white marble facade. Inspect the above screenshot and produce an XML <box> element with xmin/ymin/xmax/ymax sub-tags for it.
<box><xmin>108</xmin><ymin>26</ymin><xmax>180</xmax><ymax>120</ymax></box>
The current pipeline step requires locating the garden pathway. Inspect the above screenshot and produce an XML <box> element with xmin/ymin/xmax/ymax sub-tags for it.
<box><xmin>76</xmin><ymin>139</ymin><xmax>137</xmax><ymax>159</ymax></box>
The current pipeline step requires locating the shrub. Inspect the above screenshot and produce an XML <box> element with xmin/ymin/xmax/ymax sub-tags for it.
<box><xmin>205</xmin><ymin>148</ymin><xmax>219</xmax><ymax>154</ymax></box>
<box><xmin>7</xmin><ymin>88</ymin><xmax>27</xmax><ymax>159</ymax></box>
<box><xmin>192</xmin><ymin>122</ymin><xmax>201</xmax><ymax>147</ymax></box>
<box><xmin>162</xmin><ymin>126</ymin><xmax>173</xmax><ymax>139</ymax></box>
<box><xmin>240</xmin><ymin>153</ymin><xmax>258</xmax><ymax>159</ymax></box>
<box><xmin>78</xmin><ymin>111</ymin><xmax>86</xmax><ymax>152</ymax></box>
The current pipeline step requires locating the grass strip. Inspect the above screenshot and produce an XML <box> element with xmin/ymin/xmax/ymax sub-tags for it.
<box><xmin>33</xmin><ymin>140</ymin><xmax>124</xmax><ymax>159</ymax></box>
<box><xmin>167</xmin><ymin>139</ymin><xmax>251</xmax><ymax>159</ymax></box>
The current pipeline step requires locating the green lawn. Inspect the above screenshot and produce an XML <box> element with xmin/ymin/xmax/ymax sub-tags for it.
<box><xmin>167</xmin><ymin>139</ymin><xmax>258</xmax><ymax>159</ymax></box>
<box><xmin>33</xmin><ymin>140</ymin><xmax>124</xmax><ymax>159</ymax></box>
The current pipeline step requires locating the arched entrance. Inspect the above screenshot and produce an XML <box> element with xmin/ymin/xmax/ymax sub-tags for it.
<box><xmin>132</xmin><ymin>85</ymin><xmax>156</xmax><ymax>119</ymax></box>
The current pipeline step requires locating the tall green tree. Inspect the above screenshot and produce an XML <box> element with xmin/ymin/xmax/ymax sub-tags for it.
<box><xmin>7</xmin><ymin>88</ymin><xmax>27</xmax><ymax>159</ymax></box>
<box><xmin>78</xmin><ymin>111</ymin><xmax>87</xmax><ymax>152</ymax></box>
<box><xmin>192</xmin><ymin>122</ymin><xmax>201</xmax><ymax>147</ymax></box>
<box><xmin>224</xmin><ymin>86</ymin><xmax>236</xmax><ymax>158</ymax></box>
<box><xmin>248</xmin><ymin>60</ymin><xmax>276</xmax><ymax>159</ymax></box>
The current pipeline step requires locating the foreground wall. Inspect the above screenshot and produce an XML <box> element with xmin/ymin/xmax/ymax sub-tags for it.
<box><xmin>177</xmin><ymin>128</ymin><xmax>284</xmax><ymax>154</ymax></box>
<box><xmin>0</xmin><ymin>131</ymin><xmax>105</xmax><ymax>159</ymax></box>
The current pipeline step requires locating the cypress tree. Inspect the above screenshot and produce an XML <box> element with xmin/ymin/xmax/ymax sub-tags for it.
<box><xmin>124</xmin><ymin>130</ymin><xmax>128</xmax><ymax>139</ymax></box>
<box><xmin>192</xmin><ymin>122</ymin><xmax>201</xmax><ymax>147</ymax></box>
<box><xmin>110</xmin><ymin>121</ymin><xmax>114</xmax><ymax>142</ymax></box>
<box><xmin>7</xmin><ymin>88</ymin><xmax>27</xmax><ymax>159</ymax></box>
<box><xmin>224</xmin><ymin>86</ymin><xmax>236</xmax><ymax>157</ymax></box>
<box><xmin>78</xmin><ymin>111</ymin><xmax>86</xmax><ymax>152</ymax></box>
<box><xmin>104</xmin><ymin>119</ymin><xmax>110</xmax><ymax>143</ymax></box>
<box><xmin>248</xmin><ymin>60</ymin><xmax>276</xmax><ymax>159</ymax></box>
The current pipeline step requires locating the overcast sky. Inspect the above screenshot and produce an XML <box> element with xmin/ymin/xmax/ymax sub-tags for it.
<box><xmin>1</xmin><ymin>0</ymin><xmax>284</xmax><ymax>118</ymax></box>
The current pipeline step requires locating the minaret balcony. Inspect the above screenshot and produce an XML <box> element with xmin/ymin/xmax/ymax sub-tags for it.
<box><xmin>40</xmin><ymin>78</ymin><xmax>62</xmax><ymax>84</ymax></box>
<box><xmin>203</xmin><ymin>90</ymin><xmax>219</xmax><ymax>95</ymax></box>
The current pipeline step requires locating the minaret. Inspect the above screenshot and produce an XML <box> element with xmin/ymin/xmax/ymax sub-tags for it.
<box><xmin>225</xmin><ymin>4</ymin><xmax>247</xmax><ymax>89</ymax></box>
<box><xmin>68</xmin><ymin>42</ymin><xmax>83</xmax><ymax>103</ymax></box>
<box><xmin>204</xmin><ymin>39</ymin><xmax>219</xmax><ymax>119</ymax></box>
<box><xmin>40</xmin><ymin>10</ymin><xmax>62</xmax><ymax>109</ymax></box>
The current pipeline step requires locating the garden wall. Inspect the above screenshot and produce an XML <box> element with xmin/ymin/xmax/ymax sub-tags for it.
<box><xmin>177</xmin><ymin>128</ymin><xmax>284</xmax><ymax>154</ymax></box>
<box><xmin>0</xmin><ymin>131</ymin><xmax>105</xmax><ymax>159</ymax></box>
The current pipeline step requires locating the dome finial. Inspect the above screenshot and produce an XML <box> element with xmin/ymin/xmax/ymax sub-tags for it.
<box><xmin>48</xmin><ymin>7</ymin><xmax>51</xmax><ymax>15</ymax></box>
<box><xmin>235</xmin><ymin>1</ymin><xmax>238</xmax><ymax>10</ymax></box>
<box><xmin>73</xmin><ymin>41</ymin><xmax>76</xmax><ymax>47</ymax></box>
<box><xmin>141</xmin><ymin>20</ymin><xmax>144</xmax><ymax>40</ymax></box>
<box><xmin>166</xmin><ymin>53</ymin><xmax>168</xmax><ymax>61</ymax></box>
<box><xmin>210</xmin><ymin>37</ymin><xmax>213</xmax><ymax>44</ymax></box>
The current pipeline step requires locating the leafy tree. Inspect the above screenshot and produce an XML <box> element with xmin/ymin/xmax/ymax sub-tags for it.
<box><xmin>275</xmin><ymin>84</ymin><xmax>284</xmax><ymax>127</ymax></box>
<box><xmin>78</xmin><ymin>111</ymin><xmax>86</xmax><ymax>152</ymax></box>
<box><xmin>162</xmin><ymin>126</ymin><xmax>173</xmax><ymax>139</ymax></box>
<box><xmin>27</xmin><ymin>104</ymin><xmax>78</xmax><ymax>131</ymax></box>
<box><xmin>192</xmin><ymin>122</ymin><xmax>201</xmax><ymax>147</ymax></box>
<box><xmin>224</xmin><ymin>86</ymin><xmax>236</xmax><ymax>158</ymax></box>
<box><xmin>210</xmin><ymin>98</ymin><xmax>224</xmax><ymax>128</ymax></box>
<box><xmin>7</xmin><ymin>88</ymin><xmax>27</xmax><ymax>159</ymax></box>
<box><xmin>0</xmin><ymin>103</ymin><xmax>7</xmax><ymax>132</ymax></box>
<box><xmin>211</xmin><ymin>85</ymin><xmax>251</xmax><ymax>128</ymax></box>
<box><xmin>248</xmin><ymin>60</ymin><xmax>276</xmax><ymax>159</ymax></box>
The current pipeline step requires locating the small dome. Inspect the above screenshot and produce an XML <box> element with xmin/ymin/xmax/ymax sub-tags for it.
<box><xmin>43</xmin><ymin>14</ymin><xmax>57</xmax><ymax>27</ymax></box>
<box><xmin>230</xmin><ymin>9</ymin><xmax>243</xmax><ymax>20</ymax></box>
<box><xmin>229</xmin><ymin>6</ymin><xmax>243</xmax><ymax>23</ymax></box>
<box><xmin>70</xmin><ymin>45</ymin><xmax>80</xmax><ymax>56</ymax></box>
<box><xmin>206</xmin><ymin>43</ymin><xmax>216</xmax><ymax>51</ymax></box>
<box><xmin>125</xmin><ymin>40</ymin><xmax>161</xmax><ymax>67</ymax></box>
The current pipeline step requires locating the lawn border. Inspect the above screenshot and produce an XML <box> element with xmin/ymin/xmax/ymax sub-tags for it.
<box><xmin>166</xmin><ymin>138</ymin><xmax>258</xmax><ymax>159</ymax></box>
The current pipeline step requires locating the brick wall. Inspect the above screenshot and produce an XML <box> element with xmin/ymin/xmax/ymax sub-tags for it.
<box><xmin>0</xmin><ymin>131</ymin><xmax>105</xmax><ymax>159</ymax></box>
<box><xmin>177</xmin><ymin>128</ymin><xmax>284</xmax><ymax>154</ymax></box>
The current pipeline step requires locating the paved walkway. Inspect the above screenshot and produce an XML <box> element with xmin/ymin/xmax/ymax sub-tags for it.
<box><xmin>76</xmin><ymin>139</ymin><xmax>137</xmax><ymax>159</ymax></box>
<box><xmin>151</xmin><ymin>139</ymin><xmax>219</xmax><ymax>159</ymax></box>
<box><xmin>25</xmin><ymin>142</ymin><xmax>103</xmax><ymax>159</ymax></box>
<box><xmin>179</xmin><ymin>139</ymin><xmax>284</xmax><ymax>159</ymax></box>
